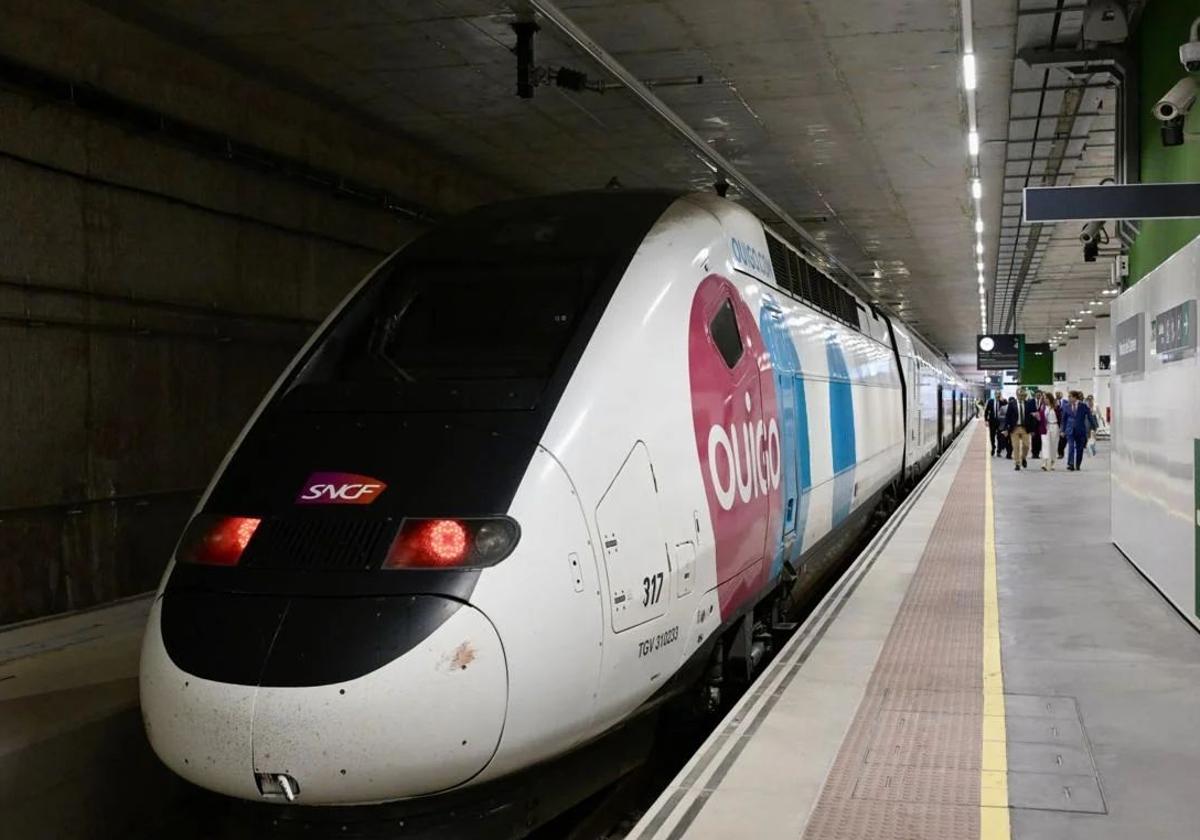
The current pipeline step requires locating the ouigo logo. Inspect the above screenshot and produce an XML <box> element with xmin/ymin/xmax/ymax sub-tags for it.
<box><xmin>296</xmin><ymin>472</ymin><xmax>387</xmax><ymax>505</ymax></box>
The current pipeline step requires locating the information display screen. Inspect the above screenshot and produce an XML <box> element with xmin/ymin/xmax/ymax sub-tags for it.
<box><xmin>976</xmin><ymin>334</ymin><xmax>1022</xmax><ymax>370</ymax></box>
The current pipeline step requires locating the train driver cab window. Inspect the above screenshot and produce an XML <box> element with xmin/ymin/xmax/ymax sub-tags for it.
<box><xmin>710</xmin><ymin>298</ymin><xmax>744</xmax><ymax>368</ymax></box>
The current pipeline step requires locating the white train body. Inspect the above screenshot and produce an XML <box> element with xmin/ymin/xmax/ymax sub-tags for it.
<box><xmin>140</xmin><ymin>191</ymin><xmax>969</xmax><ymax>809</ymax></box>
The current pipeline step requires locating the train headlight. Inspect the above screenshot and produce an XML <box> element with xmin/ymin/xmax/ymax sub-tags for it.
<box><xmin>473</xmin><ymin>519</ymin><xmax>520</xmax><ymax>563</ymax></box>
<box><xmin>175</xmin><ymin>514</ymin><xmax>261</xmax><ymax>566</ymax></box>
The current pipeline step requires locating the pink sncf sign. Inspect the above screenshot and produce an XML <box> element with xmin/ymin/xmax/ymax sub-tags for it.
<box><xmin>296</xmin><ymin>472</ymin><xmax>388</xmax><ymax>505</ymax></box>
<box><xmin>687</xmin><ymin>274</ymin><xmax>782</xmax><ymax>619</ymax></box>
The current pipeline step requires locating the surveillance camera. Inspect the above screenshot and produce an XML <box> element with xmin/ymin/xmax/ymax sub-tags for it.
<box><xmin>1080</xmin><ymin>220</ymin><xmax>1105</xmax><ymax>244</ymax></box>
<box><xmin>1182</xmin><ymin>16</ymin><xmax>1200</xmax><ymax>72</ymax></box>
<box><xmin>1154</xmin><ymin>76</ymin><xmax>1198</xmax><ymax>121</ymax></box>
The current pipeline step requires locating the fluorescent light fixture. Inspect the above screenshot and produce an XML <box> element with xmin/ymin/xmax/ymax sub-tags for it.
<box><xmin>975</xmin><ymin>218</ymin><xmax>984</xmax><ymax>234</ymax></box>
<box><xmin>968</xmin><ymin>130</ymin><xmax>980</xmax><ymax>156</ymax></box>
<box><xmin>963</xmin><ymin>53</ymin><xmax>977</xmax><ymax>90</ymax></box>
<box><xmin>972</xmin><ymin>178</ymin><xmax>982</xmax><ymax>199</ymax></box>
<box><xmin>976</xmin><ymin>241</ymin><xmax>984</xmax><ymax>255</ymax></box>
<box><xmin>976</xmin><ymin>260</ymin><xmax>984</xmax><ymax>271</ymax></box>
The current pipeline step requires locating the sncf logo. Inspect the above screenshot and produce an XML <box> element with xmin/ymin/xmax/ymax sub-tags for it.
<box><xmin>296</xmin><ymin>472</ymin><xmax>387</xmax><ymax>505</ymax></box>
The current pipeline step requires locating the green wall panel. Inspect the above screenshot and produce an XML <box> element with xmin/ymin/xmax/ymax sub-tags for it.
<box><xmin>1020</xmin><ymin>342</ymin><xmax>1054</xmax><ymax>385</ymax></box>
<box><xmin>1129</xmin><ymin>0</ymin><xmax>1200</xmax><ymax>284</ymax></box>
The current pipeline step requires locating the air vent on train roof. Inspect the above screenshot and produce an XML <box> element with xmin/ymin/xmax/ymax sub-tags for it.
<box><xmin>763</xmin><ymin>234</ymin><xmax>861</xmax><ymax>331</ymax></box>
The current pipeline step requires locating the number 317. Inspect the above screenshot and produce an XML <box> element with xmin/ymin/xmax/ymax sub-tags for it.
<box><xmin>642</xmin><ymin>572</ymin><xmax>664</xmax><ymax>607</ymax></box>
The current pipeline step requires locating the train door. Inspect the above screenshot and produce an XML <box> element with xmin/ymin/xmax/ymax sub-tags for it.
<box><xmin>593</xmin><ymin>441</ymin><xmax>678</xmax><ymax>719</ymax></box>
<box><xmin>909</xmin><ymin>356</ymin><xmax>921</xmax><ymax>451</ymax></box>
<box><xmin>596</xmin><ymin>441</ymin><xmax>670</xmax><ymax>634</ymax></box>
<box><xmin>936</xmin><ymin>384</ymin><xmax>945</xmax><ymax>445</ymax></box>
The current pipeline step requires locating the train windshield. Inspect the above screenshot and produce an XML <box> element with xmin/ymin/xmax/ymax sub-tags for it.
<box><xmin>366</xmin><ymin>260</ymin><xmax>600</xmax><ymax>381</ymax></box>
<box><xmin>281</xmin><ymin>191</ymin><xmax>679</xmax><ymax>411</ymax></box>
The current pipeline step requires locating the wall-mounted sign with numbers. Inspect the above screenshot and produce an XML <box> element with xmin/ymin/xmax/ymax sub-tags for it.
<box><xmin>1153</xmin><ymin>299</ymin><xmax>1196</xmax><ymax>363</ymax></box>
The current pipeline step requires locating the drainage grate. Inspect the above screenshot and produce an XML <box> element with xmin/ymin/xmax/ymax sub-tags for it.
<box><xmin>240</xmin><ymin>516</ymin><xmax>396</xmax><ymax>571</ymax></box>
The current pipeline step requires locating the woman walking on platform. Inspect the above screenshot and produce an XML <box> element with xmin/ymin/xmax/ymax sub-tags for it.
<box><xmin>1040</xmin><ymin>392</ymin><xmax>1060</xmax><ymax>471</ymax></box>
<box><xmin>1086</xmin><ymin>395</ymin><xmax>1101</xmax><ymax>456</ymax></box>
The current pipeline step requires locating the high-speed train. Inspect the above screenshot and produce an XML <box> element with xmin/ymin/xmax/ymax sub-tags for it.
<box><xmin>140</xmin><ymin>190</ymin><xmax>971</xmax><ymax>829</ymax></box>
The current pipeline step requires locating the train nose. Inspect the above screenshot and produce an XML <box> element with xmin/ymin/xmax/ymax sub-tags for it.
<box><xmin>141</xmin><ymin>593</ymin><xmax>508</xmax><ymax>804</ymax></box>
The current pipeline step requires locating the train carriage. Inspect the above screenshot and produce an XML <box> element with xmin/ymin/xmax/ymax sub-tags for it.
<box><xmin>140</xmin><ymin>190</ymin><xmax>972</xmax><ymax>819</ymax></box>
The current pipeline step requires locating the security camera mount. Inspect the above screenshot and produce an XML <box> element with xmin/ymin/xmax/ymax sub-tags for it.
<box><xmin>1182</xmin><ymin>17</ymin><xmax>1200</xmax><ymax>73</ymax></box>
<box><xmin>511</xmin><ymin>21</ymin><xmax>703</xmax><ymax>98</ymax></box>
<box><xmin>1080</xmin><ymin>220</ymin><xmax>1108</xmax><ymax>263</ymax></box>
<box><xmin>1162</xmin><ymin>115</ymin><xmax>1186</xmax><ymax>147</ymax></box>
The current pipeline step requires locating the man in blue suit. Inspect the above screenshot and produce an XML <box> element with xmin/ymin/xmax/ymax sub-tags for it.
<box><xmin>1056</xmin><ymin>390</ymin><xmax>1069</xmax><ymax>460</ymax></box>
<box><xmin>1066</xmin><ymin>391</ymin><xmax>1093</xmax><ymax>471</ymax></box>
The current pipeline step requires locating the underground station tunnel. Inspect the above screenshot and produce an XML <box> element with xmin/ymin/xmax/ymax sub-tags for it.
<box><xmin>5</xmin><ymin>1</ymin><xmax>1200</xmax><ymax>838</ymax></box>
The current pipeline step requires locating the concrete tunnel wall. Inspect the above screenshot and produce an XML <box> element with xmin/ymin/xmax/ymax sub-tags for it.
<box><xmin>0</xmin><ymin>0</ymin><xmax>513</xmax><ymax>624</ymax></box>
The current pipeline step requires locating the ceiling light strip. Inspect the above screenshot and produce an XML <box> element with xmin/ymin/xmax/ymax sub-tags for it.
<box><xmin>961</xmin><ymin>0</ymin><xmax>985</xmax><ymax>335</ymax></box>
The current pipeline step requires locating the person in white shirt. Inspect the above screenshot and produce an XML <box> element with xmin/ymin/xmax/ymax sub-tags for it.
<box><xmin>1040</xmin><ymin>392</ymin><xmax>1060</xmax><ymax>471</ymax></box>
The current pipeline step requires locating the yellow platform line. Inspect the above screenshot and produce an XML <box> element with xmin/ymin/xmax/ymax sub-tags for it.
<box><xmin>981</xmin><ymin>448</ymin><xmax>1011</xmax><ymax>838</ymax></box>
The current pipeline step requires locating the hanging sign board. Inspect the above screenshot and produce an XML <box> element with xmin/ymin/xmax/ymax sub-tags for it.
<box><xmin>1024</xmin><ymin>182</ymin><xmax>1200</xmax><ymax>222</ymax></box>
<box><xmin>977</xmin><ymin>333</ymin><xmax>1022</xmax><ymax>369</ymax></box>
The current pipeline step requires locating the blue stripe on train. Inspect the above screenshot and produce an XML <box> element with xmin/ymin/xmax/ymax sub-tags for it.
<box><xmin>826</xmin><ymin>333</ymin><xmax>856</xmax><ymax>526</ymax></box>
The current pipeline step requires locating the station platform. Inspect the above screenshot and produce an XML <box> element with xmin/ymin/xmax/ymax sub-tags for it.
<box><xmin>0</xmin><ymin>594</ymin><xmax>188</xmax><ymax>838</ymax></box>
<box><xmin>630</xmin><ymin>421</ymin><xmax>1200</xmax><ymax>840</ymax></box>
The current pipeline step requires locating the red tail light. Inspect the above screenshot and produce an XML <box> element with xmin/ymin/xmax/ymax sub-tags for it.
<box><xmin>177</xmin><ymin>514</ymin><xmax>261</xmax><ymax>566</ymax></box>
<box><xmin>383</xmin><ymin>518</ymin><xmax>519</xmax><ymax>569</ymax></box>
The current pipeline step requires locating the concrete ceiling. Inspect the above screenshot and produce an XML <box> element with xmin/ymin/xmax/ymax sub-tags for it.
<box><xmin>85</xmin><ymin>0</ymin><xmax>1024</xmax><ymax>365</ymax></box>
<box><xmin>988</xmin><ymin>1</ymin><xmax>1148</xmax><ymax>353</ymax></box>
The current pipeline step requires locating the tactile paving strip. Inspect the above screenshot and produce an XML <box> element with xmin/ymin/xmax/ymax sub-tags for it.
<box><xmin>802</xmin><ymin>426</ymin><xmax>987</xmax><ymax>840</ymax></box>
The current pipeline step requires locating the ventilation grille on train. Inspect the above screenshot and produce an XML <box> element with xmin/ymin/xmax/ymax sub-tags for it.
<box><xmin>764</xmin><ymin>235</ymin><xmax>861</xmax><ymax>330</ymax></box>
<box><xmin>240</xmin><ymin>517</ymin><xmax>396</xmax><ymax>571</ymax></box>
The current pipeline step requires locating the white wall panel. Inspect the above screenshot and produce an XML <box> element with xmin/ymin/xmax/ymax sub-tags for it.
<box><xmin>1112</xmin><ymin>234</ymin><xmax>1200</xmax><ymax>630</ymax></box>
